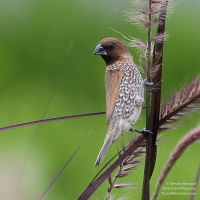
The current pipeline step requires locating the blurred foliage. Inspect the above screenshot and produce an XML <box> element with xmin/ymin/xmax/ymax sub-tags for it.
<box><xmin>0</xmin><ymin>0</ymin><xmax>199</xmax><ymax>200</ymax></box>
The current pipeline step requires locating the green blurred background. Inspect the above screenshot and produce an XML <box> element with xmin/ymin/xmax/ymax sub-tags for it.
<box><xmin>0</xmin><ymin>0</ymin><xmax>199</xmax><ymax>199</ymax></box>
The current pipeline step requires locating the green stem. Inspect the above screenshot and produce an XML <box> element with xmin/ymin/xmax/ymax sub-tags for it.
<box><xmin>142</xmin><ymin>0</ymin><xmax>152</xmax><ymax>200</ymax></box>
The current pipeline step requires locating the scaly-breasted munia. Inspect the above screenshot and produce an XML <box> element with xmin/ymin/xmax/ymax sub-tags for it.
<box><xmin>93</xmin><ymin>38</ymin><xmax>144</xmax><ymax>167</ymax></box>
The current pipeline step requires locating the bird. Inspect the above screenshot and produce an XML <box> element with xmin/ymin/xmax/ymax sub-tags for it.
<box><xmin>93</xmin><ymin>37</ymin><xmax>145</xmax><ymax>167</ymax></box>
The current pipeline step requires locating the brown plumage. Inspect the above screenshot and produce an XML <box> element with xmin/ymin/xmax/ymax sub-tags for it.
<box><xmin>93</xmin><ymin>38</ymin><xmax>144</xmax><ymax>167</ymax></box>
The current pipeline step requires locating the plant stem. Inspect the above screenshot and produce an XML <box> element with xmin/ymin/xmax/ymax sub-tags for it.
<box><xmin>142</xmin><ymin>0</ymin><xmax>152</xmax><ymax>199</ymax></box>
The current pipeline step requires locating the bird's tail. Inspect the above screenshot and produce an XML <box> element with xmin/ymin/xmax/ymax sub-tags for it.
<box><xmin>94</xmin><ymin>133</ymin><xmax>113</xmax><ymax>168</ymax></box>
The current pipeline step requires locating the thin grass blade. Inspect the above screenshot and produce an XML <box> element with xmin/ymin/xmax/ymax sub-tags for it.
<box><xmin>38</xmin><ymin>132</ymin><xmax>91</xmax><ymax>200</ymax></box>
<box><xmin>0</xmin><ymin>112</ymin><xmax>105</xmax><ymax>132</ymax></box>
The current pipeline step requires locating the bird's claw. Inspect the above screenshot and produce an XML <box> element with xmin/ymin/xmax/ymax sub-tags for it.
<box><xmin>143</xmin><ymin>78</ymin><xmax>154</xmax><ymax>87</ymax></box>
<box><xmin>130</xmin><ymin>127</ymin><xmax>153</xmax><ymax>135</ymax></box>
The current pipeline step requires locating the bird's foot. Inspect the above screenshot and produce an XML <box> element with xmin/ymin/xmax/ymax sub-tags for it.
<box><xmin>143</xmin><ymin>78</ymin><xmax>154</xmax><ymax>87</ymax></box>
<box><xmin>130</xmin><ymin>127</ymin><xmax>153</xmax><ymax>135</ymax></box>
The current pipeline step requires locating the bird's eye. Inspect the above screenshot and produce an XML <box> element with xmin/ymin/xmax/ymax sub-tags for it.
<box><xmin>107</xmin><ymin>43</ymin><xmax>114</xmax><ymax>50</ymax></box>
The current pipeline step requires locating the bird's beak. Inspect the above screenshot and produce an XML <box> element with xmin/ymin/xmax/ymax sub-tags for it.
<box><xmin>93</xmin><ymin>44</ymin><xmax>107</xmax><ymax>56</ymax></box>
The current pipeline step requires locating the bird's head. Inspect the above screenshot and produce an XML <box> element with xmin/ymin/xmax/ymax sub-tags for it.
<box><xmin>93</xmin><ymin>38</ymin><xmax>132</xmax><ymax>65</ymax></box>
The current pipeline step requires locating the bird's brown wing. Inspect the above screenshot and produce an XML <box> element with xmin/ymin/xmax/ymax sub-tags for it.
<box><xmin>105</xmin><ymin>70</ymin><xmax>124</xmax><ymax>123</ymax></box>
